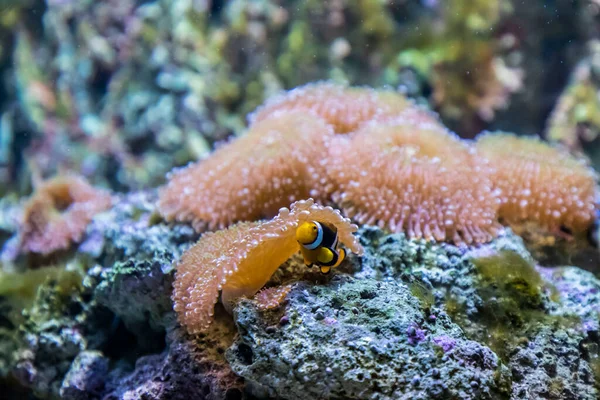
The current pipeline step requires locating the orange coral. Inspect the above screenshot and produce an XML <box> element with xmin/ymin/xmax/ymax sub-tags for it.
<box><xmin>250</xmin><ymin>82</ymin><xmax>428</xmax><ymax>134</ymax></box>
<box><xmin>476</xmin><ymin>133</ymin><xmax>598</xmax><ymax>234</ymax></box>
<box><xmin>172</xmin><ymin>199</ymin><xmax>363</xmax><ymax>334</ymax></box>
<box><xmin>158</xmin><ymin>111</ymin><xmax>335</xmax><ymax>230</ymax></box>
<box><xmin>254</xmin><ymin>285</ymin><xmax>293</xmax><ymax>311</ymax></box>
<box><xmin>20</xmin><ymin>175</ymin><xmax>112</xmax><ymax>255</ymax></box>
<box><xmin>329</xmin><ymin>117</ymin><xmax>501</xmax><ymax>244</ymax></box>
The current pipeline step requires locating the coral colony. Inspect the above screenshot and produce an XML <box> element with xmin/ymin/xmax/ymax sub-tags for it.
<box><xmin>160</xmin><ymin>83</ymin><xmax>597</xmax><ymax>246</ymax></box>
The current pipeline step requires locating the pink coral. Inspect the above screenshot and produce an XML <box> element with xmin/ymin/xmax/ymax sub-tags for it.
<box><xmin>158</xmin><ymin>111</ymin><xmax>335</xmax><ymax>230</ymax></box>
<box><xmin>329</xmin><ymin>117</ymin><xmax>501</xmax><ymax>244</ymax></box>
<box><xmin>477</xmin><ymin>132</ymin><xmax>598</xmax><ymax>234</ymax></box>
<box><xmin>250</xmin><ymin>82</ymin><xmax>424</xmax><ymax>133</ymax></box>
<box><xmin>254</xmin><ymin>285</ymin><xmax>293</xmax><ymax>311</ymax></box>
<box><xmin>20</xmin><ymin>175</ymin><xmax>112</xmax><ymax>255</ymax></box>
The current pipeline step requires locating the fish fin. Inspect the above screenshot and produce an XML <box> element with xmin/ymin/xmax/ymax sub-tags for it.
<box><xmin>320</xmin><ymin>266</ymin><xmax>331</xmax><ymax>274</ymax></box>
<box><xmin>332</xmin><ymin>248</ymin><xmax>346</xmax><ymax>268</ymax></box>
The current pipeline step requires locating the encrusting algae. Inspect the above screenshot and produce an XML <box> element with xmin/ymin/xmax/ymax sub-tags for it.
<box><xmin>172</xmin><ymin>199</ymin><xmax>363</xmax><ymax>334</ymax></box>
<box><xmin>19</xmin><ymin>175</ymin><xmax>112</xmax><ymax>255</ymax></box>
<box><xmin>477</xmin><ymin>133</ymin><xmax>598</xmax><ymax>235</ymax></box>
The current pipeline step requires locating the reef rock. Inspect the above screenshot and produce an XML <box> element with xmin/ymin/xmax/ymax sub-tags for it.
<box><xmin>228</xmin><ymin>276</ymin><xmax>508</xmax><ymax>400</ymax></box>
<box><xmin>229</xmin><ymin>226</ymin><xmax>600</xmax><ymax>399</ymax></box>
<box><xmin>2</xmin><ymin>192</ymin><xmax>600</xmax><ymax>399</ymax></box>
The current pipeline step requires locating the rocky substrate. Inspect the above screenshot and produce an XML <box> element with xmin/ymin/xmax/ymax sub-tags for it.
<box><xmin>1</xmin><ymin>192</ymin><xmax>599</xmax><ymax>399</ymax></box>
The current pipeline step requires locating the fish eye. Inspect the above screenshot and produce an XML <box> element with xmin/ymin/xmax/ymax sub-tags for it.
<box><xmin>312</xmin><ymin>226</ymin><xmax>317</xmax><ymax>230</ymax></box>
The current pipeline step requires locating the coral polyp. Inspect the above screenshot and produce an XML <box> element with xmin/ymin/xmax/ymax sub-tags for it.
<box><xmin>254</xmin><ymin>285</ymin><xmax>293</xmax><ymax>311</ymax></box>
<box><xmin>330</xmin><ymin>118</ymin><xmax>501</xmax><ymax>244</ymax></box>
<box><xmin>477</xmin><ymin>133</ymin><xmax>598</xmax><ymax>234</ymax></box>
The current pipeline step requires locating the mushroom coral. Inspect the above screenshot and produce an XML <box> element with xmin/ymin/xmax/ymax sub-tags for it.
<box><xmin>172</xmin><ymin>199</ymin><xmax>363</xmax><ymax>334</ymax></box>
<box><xmin>476</xmin><ymin>133</ymin><xmax>598</xmax><ymax>234</ymax></box>
<box><xmin>19</xmin><ymin>175</ymin><xmax>112</xmax><ymax>255</ymax></box>
<box><xmin>158</xmin><ymin>111</ymin><xmax>335</xmax><ymax>231</ymax></box>
<box><xmin>330</xmin><ymin>116</ymin><xmax>501</xmax><ymax>244</ymax></box>
<box><xmin>250</xmin><ymin>82</ymin><xmax>427</xmax><ymax>134</ymax></box>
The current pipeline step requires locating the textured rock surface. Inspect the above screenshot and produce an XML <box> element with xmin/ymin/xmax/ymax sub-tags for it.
<box><xmin>507</xmin><ymin>327</ymin><xmax>596</xmax><ymax>400</ymax></box>
<box><xmin>60</xmin><ymin>351</ymin><xmax>109</xmax><ymax>400</ymax></box>
<box><xmin>228</xmin><ymin>227</ymin><xmax>600</xmax><ymax>399</ymax></box>
<box><xmin>228</xmin><ymin>276</ymin><xmax>509</xmax><ymax>400</ymax></box>
<box><xmin>2</xmin><ymin>194</ymin><xmax>600</xmax><ymax>399</ymax></box>
<box><xmin>0</xmin><ymin>191</ymin><xmax>240</xmax><ymax>399</ymax></box>
<box><xmin>102</xmin><ymin>326</ymin><xmax>245</xmax><ymax>400</ymax></box>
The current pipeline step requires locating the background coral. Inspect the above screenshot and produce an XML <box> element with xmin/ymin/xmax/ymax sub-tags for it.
<box><xmin>546</xmin><ymin>40</ymin><xmax>600</xmax><ymax>170</ymax></box>
<box><xmin>476</xmin><ymin>132</ymin><xmax>598</xmax><ymax>234</ymax></box>
<box><xmin>19</xmin><ymin>175</ymin><xmax>112</xmax><ymax>255</ymax></box>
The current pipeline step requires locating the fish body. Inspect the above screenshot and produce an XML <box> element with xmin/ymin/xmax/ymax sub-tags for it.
<box><xmin>296</xmin><ymin>221</ymin><xmax>346</xmax><ymax>274</ymax></box>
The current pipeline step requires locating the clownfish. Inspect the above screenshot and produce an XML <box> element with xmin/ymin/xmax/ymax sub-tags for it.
<box><xmin>295</xmin><ymin>220</ymin><xmax>346</xmax><ymax>274</ymax></box>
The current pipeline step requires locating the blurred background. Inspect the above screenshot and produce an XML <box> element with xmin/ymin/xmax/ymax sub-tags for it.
<box><xmin>0</xmin><ymin>0</ymin><xmax>599</xmax><ymax>195</ymax></box>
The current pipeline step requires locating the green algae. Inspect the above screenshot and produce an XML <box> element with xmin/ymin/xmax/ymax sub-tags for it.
<box><xmin>0</xmin><ymin>262</ymin><xmax>86</xmax><ymax>327</ymax></box>
<box><xmin>0</xmin><ymin>266</ymin><xmax>81</xmax><ymax>299</ymax></box>
<box><xmin>448</xmin><ymin>250</ymin><xmax>578</xmax><ymax>361</ymax></box>
<box><xmin>389</xmin><ymin>0</ymin><xmax>519</xmax><ymax>133</ymax></box>
<box><xmin>408</xmin><ymin>280</ymin><xmax>435</xmax><ymax>312</ymax></box>
<box><xmin>473</xmin><ymin>249</ymin><xmax>546</xmax><ymax>308</ymax></box>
